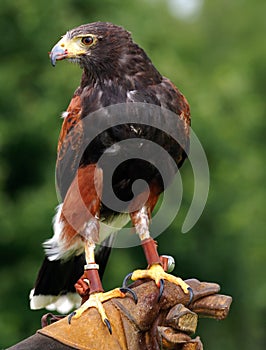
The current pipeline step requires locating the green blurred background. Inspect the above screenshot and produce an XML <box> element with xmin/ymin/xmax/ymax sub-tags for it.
<box><xmin>0</xmin><ymin>0</ymin><xmax>265</xmax><ymax>348</ymax></box>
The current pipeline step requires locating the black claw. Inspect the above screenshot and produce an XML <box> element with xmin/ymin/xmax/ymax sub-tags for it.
<box><xmin>104</xmin><ymin>318</ymin><xmax>112</xmax><ymax>334</ymax></box>
<box><xmin>187</xmin><ymin>286</ymin><xmax>194</xmax><ymax>305</ymax></box>
<box><xmin>158</xmin><ymin>279</ymin><xmax>165</xmax><ymax>302</ymax></box>
<box><xmin>122</xmin><ymin>272</ymin><xmax>133</xmax><ymax>288</ymax></box>
<box><xmin>120</xmin><ymin>287</ymin><xmax>138</xmax><ymax>304</ymax></box>
<box><xmin>68</xmin><ymin>311</ymin><xmax>76</xmax><ymax>325</ymax></box>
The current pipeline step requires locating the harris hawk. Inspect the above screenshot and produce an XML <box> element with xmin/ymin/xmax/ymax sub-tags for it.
<box><xmin>30</xmin><ymin>22</ymin><xmax>192</xmax><ymax>332</ymax></box>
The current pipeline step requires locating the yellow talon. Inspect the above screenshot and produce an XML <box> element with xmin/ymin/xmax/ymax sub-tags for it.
<box><xmin>68</xmin><ymin>288</ymin><xmax>127</xmax><ymax>334</ymax></box>
<box><xmin>131</xmin><ymin>263</ymin><xmax>190</xmax><ymax>294</ymax></box>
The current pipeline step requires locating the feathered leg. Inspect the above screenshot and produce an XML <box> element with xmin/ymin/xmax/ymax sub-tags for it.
<box><xmin>126</xmin><ymin>183</ymin><xmax>192</xmax><ymax>300</ymax></box>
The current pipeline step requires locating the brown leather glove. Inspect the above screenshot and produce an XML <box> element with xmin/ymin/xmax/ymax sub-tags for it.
<box><xmin>7</xmin><ymin>278</ymin><xmax>232</xmax><ymax>350</ymax></box>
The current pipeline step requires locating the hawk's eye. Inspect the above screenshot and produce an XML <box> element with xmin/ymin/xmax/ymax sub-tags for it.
<box><xmin>81</xmin><ymin>36</ymin><xmax>94</xmax><ymax>46</ymax></box>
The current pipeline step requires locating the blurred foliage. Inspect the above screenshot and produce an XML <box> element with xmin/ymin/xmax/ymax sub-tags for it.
<box><xmin>0</xmin><ymin>0</ymin><xmax>265</xmax><ymax>348</ymax></box>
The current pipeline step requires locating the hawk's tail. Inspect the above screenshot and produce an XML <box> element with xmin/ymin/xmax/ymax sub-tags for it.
<box><xmin>30</xmin><ymin>234</ymin><xmax>116</xmax><ymax>313</ymax></box>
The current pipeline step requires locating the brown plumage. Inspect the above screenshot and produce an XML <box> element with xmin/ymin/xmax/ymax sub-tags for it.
<box><xmin>30</xmin><ymin>22</ymin><xmax>191</xmax><ymax>326</ymax></box>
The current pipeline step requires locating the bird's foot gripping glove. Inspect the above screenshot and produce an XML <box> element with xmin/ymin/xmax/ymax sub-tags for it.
<box><xmin>124</xmin><ymin>263</ymin><xmax>193</xmax><ymax>303</ymax></box>
<box><xmin>69</xmin><ymin>265</ymin><xmax>137</xmax><ymax>334</ymax></box>
<box><xmin>68</xmin><ymin>287</ymin><xmax>137</xmax><ymax>334</ymax></box>
<box><xmin>124</xmin><ymin>238</ymin><xmax>193</xmax><ymax>302</ymax></box>
<box><xmin>31</xmin><ymin>279</ymin><xmax>232</xmax><ymax>350</ymax></box>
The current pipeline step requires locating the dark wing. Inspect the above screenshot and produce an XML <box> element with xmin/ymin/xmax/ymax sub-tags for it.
<box><xmin>98</xmin><ymin>78</ymin><xmax>191</xmax><ymax>209</ymax></box>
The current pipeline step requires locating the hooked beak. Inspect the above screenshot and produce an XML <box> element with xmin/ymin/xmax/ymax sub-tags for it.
<box><xmin>49</xmin><ymin>34</ymin><xmax>87</xmax><ymax>67</ymax></box>
<box><xmin>49</xmin><ymin>43</ymin><xmax>68</xmax><ymax>67</ymax></box>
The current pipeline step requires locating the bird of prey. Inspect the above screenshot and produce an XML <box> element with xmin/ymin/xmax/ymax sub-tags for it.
<box><xmin>30</xmin><ymin>22</ymin><xmax>191</xmax><ymax>332</ymax></box>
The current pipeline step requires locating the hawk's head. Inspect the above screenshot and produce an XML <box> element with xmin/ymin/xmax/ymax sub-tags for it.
<box><xmin>50</xmin><ymin>22</ymin><xmax>133</xmax><ymax>67</ymax></box>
